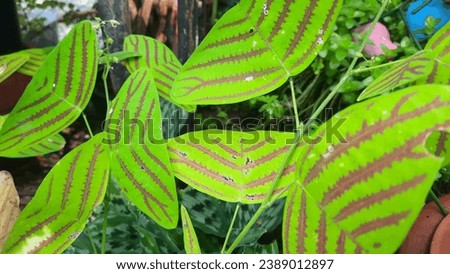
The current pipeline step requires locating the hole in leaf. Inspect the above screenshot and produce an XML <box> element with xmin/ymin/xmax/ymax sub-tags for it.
<box><xmin>249</xmin><ymin>28</ymin><xmax>254</xmax><ymax>33</ymax></box>
<box><xmin>425</xmin><ymin>130</ymin><xmax>450</xmax><ymax>166</ymax></box>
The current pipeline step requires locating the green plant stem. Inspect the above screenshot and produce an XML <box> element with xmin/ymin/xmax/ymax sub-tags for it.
<box><xmin>429</xmin><ymin>190</ymin><xmax>448</xmax><ymax>216</ymax></box>
<box><xmin>351</xmin><ymin>58</ymin><xmax>405</xmax><ymax>74</ymax></box>
<box><xmin>221</xmin><ymin>204</ymin><xmax>241</xmax><ymax>254</ymax></box>
<box><xmin>211</xmin><ymin>0</ymin><xmax>219</xmax><ymax>23</ymax></box>
<box><xmin>289</xmin><ymin>77</ymin><xmax>301</xmax><ymax>130</ymax></box>
<box><xmin>103</xmin><ymin>65</ymin><xmax>111</xmax><ymax>114</ymax></box>
<box><xmin>101</xmin><ymin>188</ymin><xmax>110</xmax><ymax>254</ymax></box>
<box><xmin>225</xmin><ymin>0</ymin><xmax>390</xmax><ymax>254</ymax></box>
<box><xmin>81</xmin><ymin>112</ymin><xmax>94</xmax><ymax>137</ymax></box>
<box><xmin>86</xmin><ymin>225</ymin><xmax>98</xmax><ymax>254</ymax></box>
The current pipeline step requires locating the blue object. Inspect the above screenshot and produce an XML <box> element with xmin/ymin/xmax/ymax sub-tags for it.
<box><xmin>405</xmin><ymin>0</ymin><xmax>450</xmax><ymax>40</ymax></box>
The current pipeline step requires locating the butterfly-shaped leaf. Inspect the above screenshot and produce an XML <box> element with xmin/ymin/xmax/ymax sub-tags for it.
<box><xmin>284</xmin><ymin>84</ymin><xmax>450</xmax><ymax>254</ymax></box>
<box><xmin>167</xmin><ymin>130</ymin><xmax>304</xmax><ymax>204</ymax></box>
<box><xmin>0</xmin><ymin>21</ymin><xmax>98</xmax><ymax>157</ymax></box>
<box><xmin>0</xmin><ymin>53</ymin><xmax>29</xmax><ymax>83</ymax></box>
<box><xmin>181</xmin><ymin>205</ymin><xmax>201</xmax><ymax>254</ymax></box>
<box><xmin>106</xmin><ymin>68</ymin><xmax>178</xmax><ymax>229</ymax></box>
<box><xmin>171</xmin><ymin>0</ymin><xmax>343</xmax><ymax>105</ymax></box>
<box><xmin>123</xmin><ymin>35</ymin><xmax>196</xmax><ymax>112</ymax></box>
<box><xmin>0</xmin><ymin>171</ymin><xmax>20</xmax><ymax>252</ymax></box>
<box><xmin>2</xmin><ymin>133</ymin><xmax>110</xmax><ymax>254</ymax></box>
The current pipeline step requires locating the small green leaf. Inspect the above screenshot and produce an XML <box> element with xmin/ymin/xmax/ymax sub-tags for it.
<box><xmin>98</xmin><ymin>51</ymin><xmax>142</xmax><ymax>65</ymax></box>
<box><xmin>284</xmin><ymin>84</ymin><xmax>450</xmax><ymax>254</ymax></box>
<box><xmin>2</xmin><ymin>133</ymin><xmax>110</xmax><ymax>254</ymax></box>
<box><xmin>0</xmin><ymin>21</ymin><xmax>98</xmax><ymax>157</ymax></box>
<box><xmin>171</xmin><ymin>0</ymin><xmax>343</xmax><ymax>105</ymax></box>
<box><xmin>168</xmin><ymin>130</ymin><xmax>303</xmax><ymax>204</ymax></box>
<box><xmin>181</xmin><ymin>205</ymin><xmax>201</xmax><ymax>254</ymax></box>
<box><xmin>358</xmin><ymin>50</ymin><xmax>434</xmax><ymax>101</ymax></box>
<box><xmin>123</xmin><ymin>35</ymin><xmax>196</xmax><ymax>112</ymax></box>
<box><xmin>106</xmin><ymin>68</ymin><xmax>178</xmax><ymax>229</ymax></box>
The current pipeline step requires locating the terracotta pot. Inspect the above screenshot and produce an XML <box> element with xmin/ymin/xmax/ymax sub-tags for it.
<box><xmin>398</xmin><ymin>194</ymin><xmax>450</xmax><ymax>253</ymax></box>
<box><xmin>430</xmin><ymin>213</ymin><xmax>450</xmax><ymax>254</ymax></box>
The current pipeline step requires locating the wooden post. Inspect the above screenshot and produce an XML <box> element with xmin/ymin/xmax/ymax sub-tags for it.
<box><xmin>97</xmin><ymin>0</ymin><xmax>132</xmax><ymax>93</ymax></box>
<box><xmin>178</xmin><ymin>0</ymin><xmax>200</xmax><ymax>63</ymax></box>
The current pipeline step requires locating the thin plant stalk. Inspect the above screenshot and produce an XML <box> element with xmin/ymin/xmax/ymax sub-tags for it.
<box><xmin>221</xmin><ymin>204</ymin><xmax>241</xmax><ymax>254</ymax></box>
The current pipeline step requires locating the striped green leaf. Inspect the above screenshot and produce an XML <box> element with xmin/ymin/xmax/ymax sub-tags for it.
<box><xmin>13</xmin><ymin>134</ymin><xmax>66</xmax><ymax>158</ymax></box>
<box><xmin>357</xmin><ymin>51</ymin><xmax>435</xmax><ymax>101</ymax></box>
<box><xmin>420</xmin><ymin>21</ymin><xmax>450</xmax><ymax>85</ymax></box>
<box><xmin>0</xmin><ymin>53</ymin><xmax>29</xmax><ymax>83</ymax></box>
<box><xmin>283</xmin><ymin>84</ymin><xmax>450</xmax><ymax>254</ymax></box>
<box><xmin>181</xmin><ymin>205</ymin><xmax>201</xmax><ymax>254</ymax></box>
<box><xmin>0</xmin><ymin>21</ymin><xmax>98</xmax><ymax>157</ymax></box>
<box><xmin>123</xmin><ymin>35</ymin><xmax>196</xmax><ymax>112</ymax></box>
<box><xmin>106</xmin><ymin>68</ymin><xmax>178</xmax><ymax>229</ymax></box>
<box><xmin>2</xmin><ymin>133</ymin><xmax>110</xmax><ymax>254</ymax></box>
<box><xmin>167</xmin><ymin>130</ymin><xmax>303</xmax><ymax>204</ymax></box>
<box><xmin>171</xmin><ymin>0</ymin><xmax>343</xmax><ymax>105</ymax></box>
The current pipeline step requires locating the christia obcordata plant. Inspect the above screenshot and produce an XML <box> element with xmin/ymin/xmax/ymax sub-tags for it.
<box><xmin>0</xmin><ymin>0</ymin><xmax>449</xmax><ymax>254</ymax></box>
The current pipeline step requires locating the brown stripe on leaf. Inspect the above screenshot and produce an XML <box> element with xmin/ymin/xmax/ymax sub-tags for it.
<box><xmin>245</xmin><ymin>163</ymin><xmax>296</xmax><ymax>188</ymax></box>
<box><xmin>296</xmin><ymin>190</ymin><xmax>308</xmax><ymax>253</ymax></box>
<box><xmin>185</xmin><ymin>48</ymin><xmax>270</xmax><ymax>71</ymax></box>
<box><xmin>62</xmin><ymin>151</ymin><xmax>82</xmax><ymax>208</ymax></box>
<box><xmin>336</xmin><ymin>230</ymin><xmax>346</xmax><ymax>253</ymax></box>
<box><xmin>334</xmin><ymin>174</ymin><xmax>426</xmax><ymax>222</ymax></box>
<box><xmin>190</xmin><ymin>142</ymin><xmax>240</xmax><ymax>169</ymax></box>
<box><xmin>321</xmin><ymin>132</ymin><xmax>429</xmax><ymax>206</ymax></box>
<box><xmin>435</xmin><ymin>131</ymin><xmax>448</xmax><ymax>156</ymax></box>
<box><xmin>174</xmin><ymin>172</ymin><xmax>236</xmax><ymax>200</ymax></box>
<box><xmin>64</xmin><ymin>27</ymin><xmax>78</xmax><ymax>97</ymax></box>
<box><xmin>28</xmin><ymin>221</ymin><xmax>77</xmax><ymax>254</ymax></box>
<box><xmin>303</xmin><ymin>94</ymin><xmax>450</xmax><ymax>188</ymax></box>
<box><xmin>242</xmin><ymin>136</ymin><xmax>274</xmax><ymax>153</ymax></box>
<box><xmin>170</xmin><ymin>158</ymin><xmax>238</xmax><ymax>187</ymax></box>
<box><xmin>191</xmin><ymin>72</ymin><xmax>286</xmax><ymax>102</ymax></box>
<box><xmin>78</xmin><ymin>144</ymin><xmax>102</xmax><ymax>218</ymax></box>
<box><xmin>117</xmin><ymin>156</ymin><xmax>167</xmax><ymax>222</ymax></box>
<box><xmin>291</xmin><ymin>1</ymin><xmax>340</xmax><ymax>70</ymax></box>
<box><xmin>282</xmin><ymin>0</ymin><xmax>319</xmax><ymax>61</ymax></box>
<box><xmin>130</xmin><ymin>148</ymin><xmax>174</xmax><ymax>201</ymax></box>
<box><xmin>7</xmin><ymin>213</ymin><xmax>60</xmax><ymax>250</ymax></box>
<box><xmin>267</xmin><ymin>0</ymin><xmax>293</xmax><ymax>42</ymax></box>
<box><xmin>246</xmin><ymin>145</ymin><xmax>289</xmax><ymax>168</ymax></box>
<box><xmin>317</xmin><ymin>212</ymin><xmax>328</xmax><ymax>253</ymax></box>
<box><xmin>204</xmin><ymin>32</ymin><xmax>255</xmax><ymax>50</ymax></box>
<box><xmin>74</xmin><ymin>24</ymin><xmax>89</xmax><ymax>105</ymax></box>
<box><xmin>350</xmin><ymin>211</ymin><xmax>410</xmax><ymax>238</ymax></box>
<box><xmin>181</xmin><ymin>67</ymin><xmax>280</xmax><ymax>97</ymax></box>
<box><xmin>93</xmin><ymin>169</ymin><xmax>109</xmax><ymax>206</ymax></box>
<box><xmin>283</xmin><ymin>185</ymin><xmax>298</xmax><ymax>253</ymax></box>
